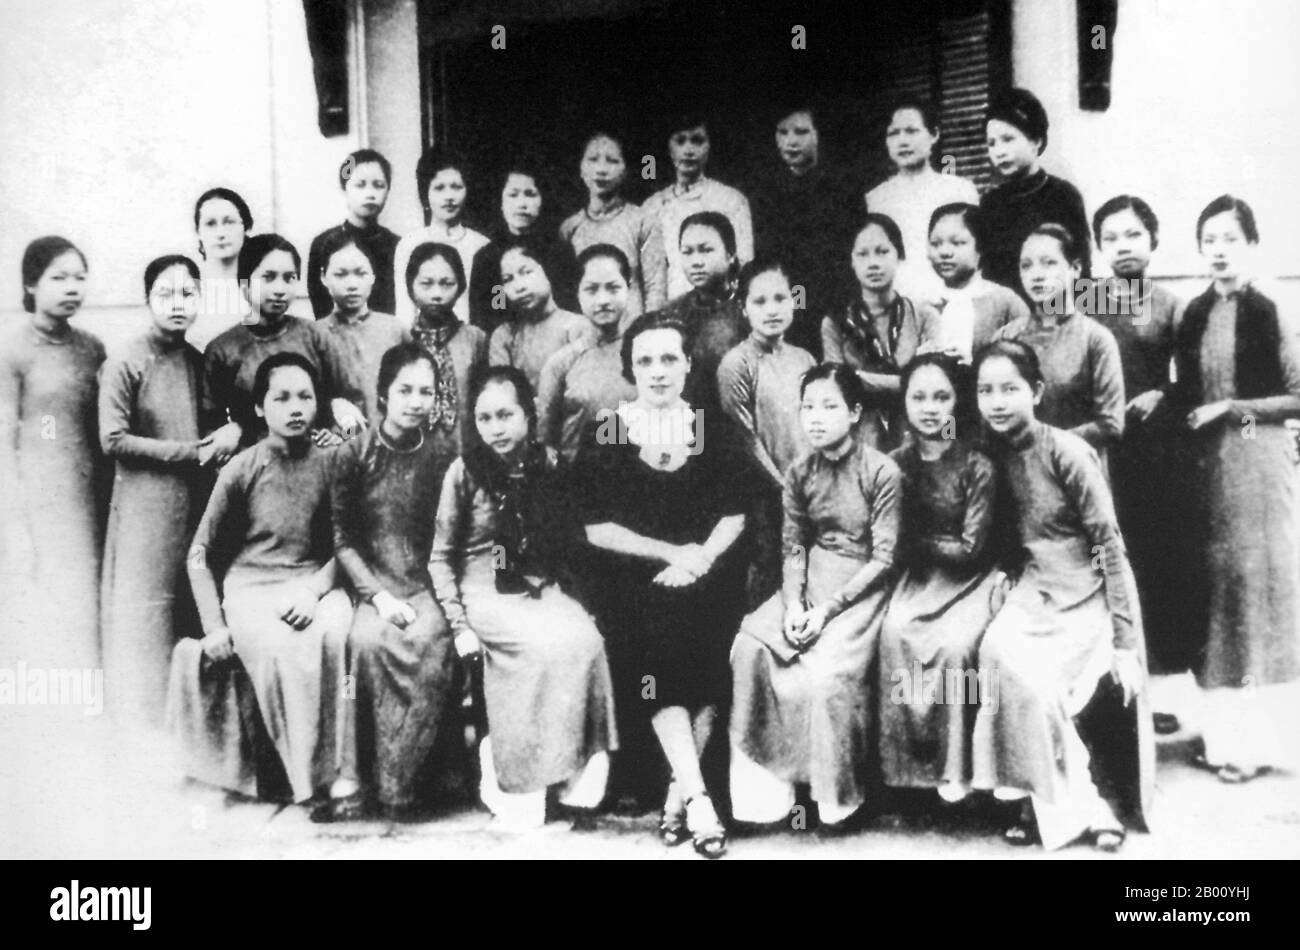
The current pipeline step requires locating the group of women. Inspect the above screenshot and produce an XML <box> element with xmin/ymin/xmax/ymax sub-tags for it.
<box><xmin>2</xmin><ymin>85</ymin><xmax>1296</xmax><ymax>859</ymax></box>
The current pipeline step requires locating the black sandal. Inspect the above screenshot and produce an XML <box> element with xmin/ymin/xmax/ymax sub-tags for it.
<box><xmin>685</xmin><ymin>794</ymin><xmax>727</xmax><ymax>859</ymax></box>
<box><xmin>659</xmin><ymin>807</ymin><xmax>690</xmax><ymax>847</ymax></box>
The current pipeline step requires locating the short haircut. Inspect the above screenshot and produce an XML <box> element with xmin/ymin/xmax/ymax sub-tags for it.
<box><xmin>237</xmin><ymin>233</ymin><xmax>301</xmax><ymax>285</ymax></box>
<box><xmin>1196</xmin><ymin>193</ymin><xmax>1259</xmax><ymax>245</ymax></box>
<box><xmin>929</xmin><ymin>202</ymin><xmax>984</xmax><ymax>251</ymax></box>
<box><xmin>375</xmin><ymin>342</ymin><xmax>436</xmax><ymax>417</ymax></box>
<box><xmin>856</xmin><ymin>212</ymin><xmax>907</xmax><ymax>260</ymax></box>
<box><xmin>21</xmin><ymin>236</ymin><xmax>87</xmax><ymax>313</ymax></box>
<box><xmin>576</xmin><ymin>243</ymin><xmax>631</xmax><ymax>284</ymax></box>
<box><xmin>887</xmin><ymin>96</ymin><xmax>940</xmax><ymax>135</ymax></box>
<box><xmin>193</xmin><ymin>187</ymin><xmax>254</xmax><ymax>232</ymax></box>
<box><xmin>340</xmin><ymin>148</ymin><xmax>392</xmax><ymax>189</ymax></box>
<box><xmin>799</xmin><ymin>362</ymin><xmax>868</xmax><ymax>413</ymax></box>
<box><xmin>318</xmin><ymin>230</ymin><xmax>376</xmax><ymax>273</ymax></box>
<box><xmin>251</xmin><ymin>351</ymin><xmax>319</xmax><ymax>409</ymax></box>
<box><xmin>405</xmin><ymin>241</ymin><xmax>466</xmax><ymax>300</ymax></box>
<box><xmin>143</xmin><ymin>254</ymin><xmax>200</xmax><ymax>300</ymax></box>
<box><xmin>973</xmin><ymin>338</ymin><xmax>1045</xmax><ymax>389</ymax></box>
<box><xmin>415</xmin><ymin>146</ymin><xmax>469</xmax><ymax>224</ymax></box>
<box><xmin>678</xmin><ymin>210</ymin><xmax>737</xmax><ymax>257</ymax></box>
<box><xmin>1092</xmin><ymin>194</ymin><xmax>1160</xmax><ymax>249</ymax></box>
<box><xmin>620</xmin><ymin>312</ymin><xmax>691</xmax><ymax>384</ymax></box>
<box><xmin>665</xmin><ymin>110</ymin><xmax>710</xmax><ymax>138</ymax></box>
<box><xmin>1023</xmin><ymin>222</ymin><xmax>1084</xmax><ymax>267</ymax></box>
<box><xmin>737</xmin><ymin>256</ymin><xmax>791</xmax><ymax>303</ymax></box>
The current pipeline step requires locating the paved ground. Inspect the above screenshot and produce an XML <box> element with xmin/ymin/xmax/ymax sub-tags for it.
<box><xmin>3</xmin><ymin>674</ymin><xmax>1298</xmax><ymax>860</ymax></box>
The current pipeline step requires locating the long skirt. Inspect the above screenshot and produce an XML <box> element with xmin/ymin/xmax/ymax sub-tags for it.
<box><xmin>164</xmin><ymin>637</ymin><xmax>260</xmax><ymax>797</ymax></box>
<box><xmin>1200</xmin><ymin>422</ymin><xmax>1300</xmax><ymax>689</ymax></box>
<box><xmin>971</xmin><ymin>562</ymin><xmax>1153</xmax><ymax>849</ymax></box>
<box><xmin>222</xmin><ymin>573</ymin><xmax>354</xmax><ymax>803</ymax></box>
<box><xmin>730</xmin><ymin>547</ymin><xmax>888</xmax><ymax>820</ymax></box>
<box><xmin>101</xmin><ymin>464</ymin><xmax>204</xmax><ymax>728</ymax></box>
<box><xmin>878</xmin><ymin>565</ymin><xmax>998</xmax><ymax>789</ymax></box>
<box><xmin>462</xmin><ymin>574</ymin><xmax>617</xmax><ymax>795</ymax></box>
<box><xmin>342</xmin><ymin>592</ymin><xmax>455</xmax><ymax>807</ymax></box>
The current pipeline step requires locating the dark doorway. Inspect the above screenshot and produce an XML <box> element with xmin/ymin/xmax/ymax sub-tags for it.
<box><xmin>417</xmin><ymin>0</ymin><xmax>1010</xmax><ymax>231</ymax></box>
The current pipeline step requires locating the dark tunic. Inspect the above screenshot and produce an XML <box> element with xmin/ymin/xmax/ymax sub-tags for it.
<box><xmin>332</xmin><ymin>426</ymin><xmax>455</xmax><ymax>806</ymax></box>
<box><xmin>651</xmin><ymin>288</ymin><xmax>748</xmax><ymax>423</ymax></box>
<box><xmin>306</xmin><ymin>220</ymin><xmax>401</xmax><ymax>319</ymax></box>
<box><xmin>203</xmin><ymin>316</ymin><xmax>363</xmax><ymax>445</ymax></box>
<box><xmin>980</xmin><ymin>168</ymin><xmax>1091</xmax><ymax>292</ymax></box>
<box><xmin>577</xmin><ymin>409</ymin><xmax>753</xmax><ymax>714</ymax></box>
<box><xmin>99</xmin><ymin>326</ymin><xmax>211</xmax><ymax>728</ymax></box>
<box><xmin>749</xmin><ymin>161</ymin><xmax>859</xmax><ymax>357</ymax></box>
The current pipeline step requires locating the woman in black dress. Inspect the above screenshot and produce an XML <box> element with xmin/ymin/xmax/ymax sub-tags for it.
<box><xmin>577</xmin><ymin>313</ymin><xmax>754</xmax><ymax>858</ymax></box>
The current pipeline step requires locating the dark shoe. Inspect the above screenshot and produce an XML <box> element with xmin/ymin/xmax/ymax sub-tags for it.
<box><xmin>659</xmin><ymin>806</ymin><xmax>690</xmax><ymax>847</ymax></box>
<box><xmin>1153</xmin><ymin>712</ymin><xmax>1181</xmax><ymax>735</ymax></box>
<box><xmin>1001</xmin><ymin>799</ymin><xmax>1038</xmax><ymax>846</ymax></box>
<box><xmin>685</xmin><ymin>794</ymin><xmax>727</xmax><ymax>859</ymax></box>
<box><xmin>310</xmin><ymin>791</ymin><xmax>369</xmax><ymax>823</ymax></box>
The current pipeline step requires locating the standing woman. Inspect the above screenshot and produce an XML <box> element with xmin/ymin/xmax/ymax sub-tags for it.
<box><xmin>393</xmin><ymin>148</ymin><xmax>490</xmax><ymax>327</ymax></box>
<box><xmin>560</xmin><ymin>131</ymin><xmax>668</xmax><ymax>318</ymax></box>
<box><xmin>469</xmin><ymin>161</ymin><xmax>578</xmax><ymax>334</ymax></box>
<box><xmin>0</xmin><ymin>237</ymin><xmax>105</xmax><ymax>669</ymax></box>
<box><xmin>429</xmin><ymin>366</ymin><xmax>617</xmax><ymax>829</ymax></box>
<box><xmin>655</xmin><ymin>210</ymin><xmax>748</xmax><ymax>420</ymax></box>
<box><xmin>100</xmin><ymin>255</ymin><xmax>218</xmax><ymax>728</ymax></box>
<box><xmin>187</xmin><ymin>187</ymin><xmax>254</xmax><ymax>353</ymax></box>
<box><xmin>926</xmin><ymin>202</ymin><xmax>1029</xmax><ymax>364</ymax></box>
<box><xmin>730</xmin><ymin>364</ymin><xmax>900</xmax><ymax>830</ymax></box>
<box><xmin>971</xmin><ymin>340</ymin><xmax>1152</xmax><ymax>851</ymax></box>
<box><xmin>878</xmin><ymin>354</ymin><xmax>998</xmax><ymax>803</ymax></box>
<box><xmin>578</xmin><ymin>315</ymin><xmax>753</xmax><ymax>858</ymax></box>
<box><xmin>822</xmin><ymin>213</ymin><xmax>943</xmax><ymax>450</ymax></box>
<box><xmin>406</xmin><ymin>242</ymin><xmax>488</xmax><ymax>460</ymax></box>
<box><xmin>537</xmin><ymin>244</ymin><xmax>638</xmax><ymax>462</ymax></box>
<box><xmin>326</xmin><ymin>344</ymin><xmax>457</xmax><ymax>821</ymax></box>
<box><xmin>1161</xmin><ymin>196</ymin><xmax>1300</xmax><ymax>782</ymax></box>
<box><xmin>643</xmin><ymin>112</ymin><xmax>754</xmax><ymax>301</ymax></box>
<box><xmin>718</xmin><ymin>258</ymin><xmax>816</xmax><ymax>606</ymax></box>
<box><xmin>980</xmin><ymin>87</ymin><xmax>1090</xmax><ymax>293</ymax></box>
<box><xmin>993</xmin><ymin>224</ymin><xmax>1124</xmax><ymax>465</ymax></box>
<box><xmin>186</xmin><ymin>353</ymin><xmax>355</xmax><ymax>804</ymax></box>
<box><xmin>488</xmin><ymin>242</ymin><xmax>588</xmax><ymax>391</ymax></box>
<box><xmin>204</xmin><ymin>233</ymin><xmax>367</xmax><ymax>452</ymax></box>
<box><xmin>865</xmin><ymin>99</ymin><xmax>980</xmax><ymax>305</ymax></box>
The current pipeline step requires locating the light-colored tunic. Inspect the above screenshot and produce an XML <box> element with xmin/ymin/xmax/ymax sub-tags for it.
<box><xmin>429</xmin><ymin>455</ymin><xmax>616</xmax><ymax>794</ymax></box>
<box><xmin>317</xmin><ymin>309</ymin><xmax>410</xmax><ymax>425</ymax></box>
<box><xmin>0</xmin><ymin>319</ymin><xmax>106</xmax><ymax>669</ymax></box>
<box><xmin>717</xmin><ymin>335</ymin><xmax>817</xmax><ymax>486</ymax></box>
<box><xmin>643</xmin><ymin>178</ymin><xmax>755</xmax><ymax>300</ymax></box>
<box><xmin>866</xmin><ymin>168</ymin><xmax>980</xmax><ymax>304</ymax></box>
<box><xmin>99</xmin><ymin>326</ymin><xmax>208</xmax><ymax>728</ymax></box>
<box><xmin>487</xmin><ymin>306</ymin><xmax>588</xmax><ymax>393</ymax></box>
<box><xmin>730</xmin><ymin>437</ymin><xmax>901</xmax><ymax>815</ymax></box>
<box><xmin>536</xmin><ymin>331</ymin><xmax>636</xmax><ymax>462</ymax></box>
<box><xmin>392</xmin><ymin>223</ymin><xmax>491</xmax><ymax>326</ymax></box>
<box><xmin>560</xmin><ymin>202</ymin><xmax>668</xmax><ymax>317</ymax></box>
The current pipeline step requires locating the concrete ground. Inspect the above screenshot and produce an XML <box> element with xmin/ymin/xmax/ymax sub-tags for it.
<box><xmin>2</xmin><ymin>673</ymin><xmax>1297</xmax><ymax>860</ymax></box>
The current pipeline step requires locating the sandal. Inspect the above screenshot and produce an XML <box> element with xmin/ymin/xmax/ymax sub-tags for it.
<box><xmin>309</xmin><ymin>790</ymin><xmax>369</xmax><ymax>823</ymax></box>
<box><xmin>1217</xmin><ymin>764</ymin><xmax>1266</xmax><ymax>784</ymax></box>
<box><xmin>659</xmin><ymin>782</ymin><xmax>690</xmax><ymax>847</ymax></box>
<box><xmin>685</xmin><ymin>793</ymin><xmax>727</xmax><ymax>859</ymax></box>
<box><xmin>1001</xmin><ymin>800</ymin><xmax>1037</xmax><ymax>847</ymax></box>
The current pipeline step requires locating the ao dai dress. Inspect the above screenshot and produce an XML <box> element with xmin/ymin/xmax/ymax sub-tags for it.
<box><xmin>559</xmin><ymin>203</ymin><xmax>668</xmax><ymax>318</ymax></box>
<box><xmin>332</xmin><ymin>426</ymin><xmax>455</xmax><ymax>807</ymax></box>
<box><xmin>730</xmin><ymin>437</ymin><xmax>900</xmax><ymax>823</ymax></box>
<box><xmin>972</xmin><ymin>422</ymin><xmax>1153</xmax><ymax>849</ymax></box>
<box><xmin>537</xmin><ymin>330</ymin><xmax>637</xmax><ymax>462</ymax></box>
<box><xmin>878</xmin><ymin>441</ymin><xmax>998</xmax><ymax>790</ymax></box>
<box><xmin>99</xmin><ymin>326</ymin><xmax>211</xmax><ymax>727</ymax></box>
<box><xmin>0</xmin><ymin>318</ymin><xmax>106</xmax><ymax>669</ymax></box>
<box><xmin>186</xmin><ymin>440</ymin><xmax>354</xmax><ymax>802</ymax></box>
<box><xmin>317</xmin><ymin>309</ymin><xmax>410</xmax><ymax>426</ymax></box>
<box><xmin>488</xmin><ymin>305</ymin><xmax>588</xmax><ymax>393</ymax></box>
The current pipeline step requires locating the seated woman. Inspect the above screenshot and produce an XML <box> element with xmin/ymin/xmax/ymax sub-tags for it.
<box><xmin>578</xmin><ymin>314</ymin><xmax>754</xmax><ymax>858</ymax></box>
<box><xmin>488</xmin><ymin>241</ymin><xmax>587</xmax><ymax>392</ymax></box>
<box><xmin>182</xmin><ymin>352</ymin><xmax>355</xmax><ymax>805</ymax></box>
<box><xmin>730</xmin><ymin>363</ymin><xmax>900</xmax><ymax>832</ymax></box>
<box><xmin>322</xmin><ymin>344</ymin><xmax>458</xmax><ymax>822</ymax></box>
<box><xmin>971</xmin><ymin>340</ymin><xmax>1153</xmax><ymax>851</ymax></box>
<box><xmin>537</xmin><ymin>244</ymin><xmax>638</xmax><ymax>462</ymax></box>
<box><xmin>822</xmin><ymin>214</ymin><xmax>943</xmax><ymax>450</ymax></box>
<box><xmin>429</xmin><ymin>366</ymin><xmax>616</xmax><ymax>830</ymax></box>
<box><xmin>878</xmin><ymin>354</ymin><xmax>999</xmax><ymax>804</ymax></box>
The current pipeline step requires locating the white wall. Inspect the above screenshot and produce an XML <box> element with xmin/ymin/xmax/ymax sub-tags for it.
<box><xmin>0</xmin><ymin>0</ymin><xmax>362</xmax><ymax>348</ymax></box>
<box><xmin>1014</xmin><ymin>0</ymin><xmax>1300</xmax><ymax>295</ymax></box>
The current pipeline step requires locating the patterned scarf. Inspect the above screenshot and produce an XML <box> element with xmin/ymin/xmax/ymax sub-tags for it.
<box><xmin>841</xmin><ymin>296</ymin><xmax>905</xmax><ymax>369</ymax></box>
<box><xmin>412</xmin><ymin>305</ymin><xmax>461</xmax><ymax>432</ymax></box>
<box><xmin>465</xmin><ymin>441</ymin><xmax>562</xmax><ymax>597</ymax></box>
